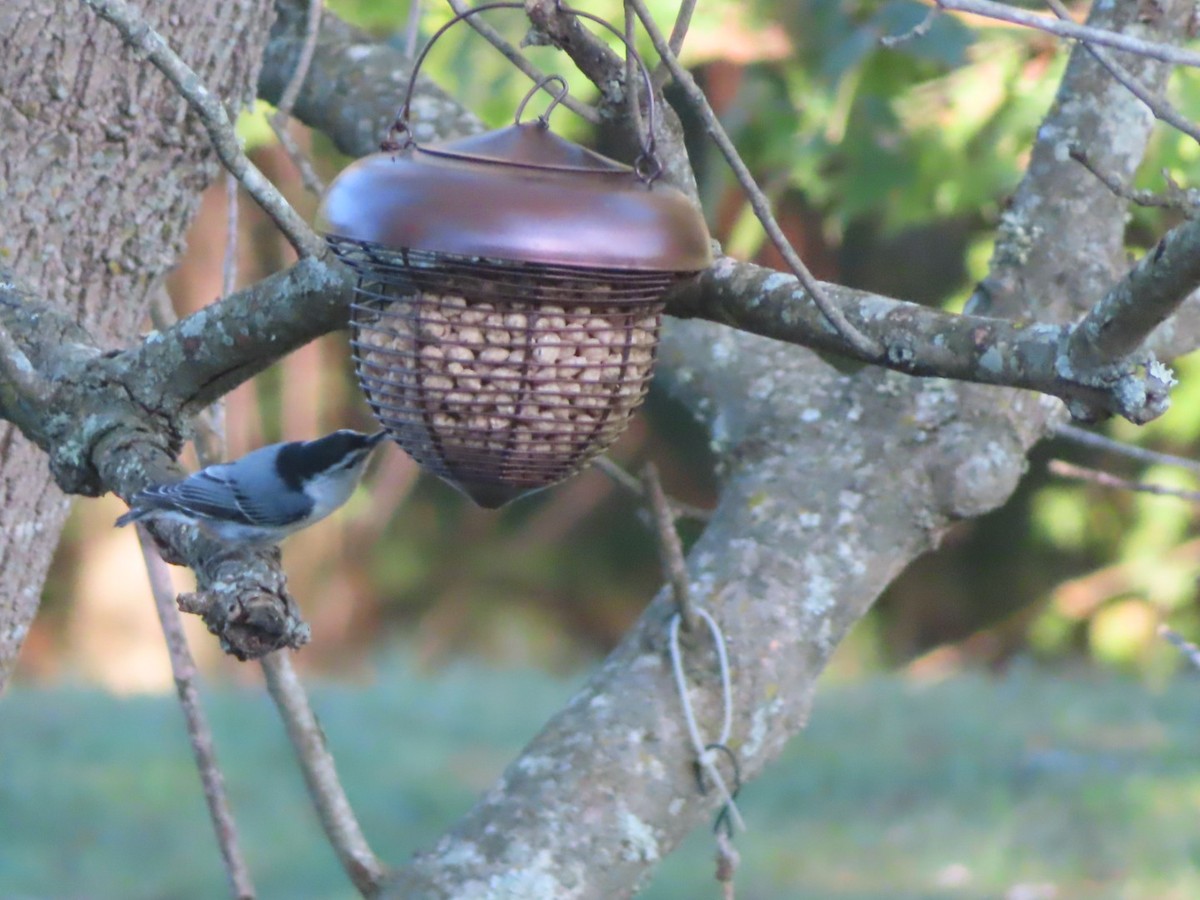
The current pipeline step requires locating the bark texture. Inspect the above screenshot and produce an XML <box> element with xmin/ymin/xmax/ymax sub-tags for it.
<box><xmin>0</xmin><ymin>0</ymin><xmax>276</xmax><ymax>687</ymax></box>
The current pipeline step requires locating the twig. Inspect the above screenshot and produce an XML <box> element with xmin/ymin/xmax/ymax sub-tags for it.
<box><xmin>223</xmin><ymin>174</ymin><xmax>241</xmax><ymax>298</ymax></box>
<box><xmin>523</xmin><ymin>0</ymin><xmax>635</xmax><ymax>113</ymax></box>
<box><xmin>193</xmin><ymin>174</ymin><xmax>241</xmax><ymax>466</ymax></box>
<box><xmin>643</xmin><ymin>463</ymin><xmax>698</xmax><ymax>631</ymax></box>
<box><xmin>880</xmin><ymin>6</ymin><xmax>938</xmax><ymax>48</ymax></box>
<box><xmin>935</xmin><ymin>0</ymin><xmax>1200</xmax><ymax>68</ymax></box>
<box><xmin>715</xmin><ymin>829</ymin><xmax>740</xmax><ymax>900</ymax></box>
<box><xmin>1159</xmin><ymin>624</ymin><xmax>1200</xmax><ymax>670</ymax></box>
<box><xmin>650</xmin><ymin>0</ymin><xmax>698</xmax><ymax>89</ymax></box>
<box><xmin>593</xmin><ymin>455</ymin><xmax>712</xmax><ymax>521</ymax></box>
<box><xmin>138</xmin><ymin>530</ymin><xmax>256</xmax><ymax>900</ymax></box>
<box><xmin>1068</xmin><ymin>147</ymin><xmax>1198</xmax><ymax>210</ymax></box>
<box><xmin>403</xmin><ymin>0</ymin><xmax>423</xmax><ymax>58</ymax></box>
<box><xmin>81</xmin><ymin>0</ymin><xmax>327</xmax><ymax>259</ymax></box>
<box><xmin>1047</xmin><ymin>459</ymin><xmax>1200</xmax><ymax>503</ymax></box>
<box><xmin>1045</xmin><ymin>0</ymin><xmax>1200</xmax><ymax>150</ymax></box>
<box><xmin>445</xmin><ymin>0</ymin><xmax>600</xmax><ymax>124</ymax></box>
<box><xmin>626</xmin><ymin>0</ymin><xmax>881</xmax><ymax>360</ymax></box>
<box><xmin>1066</xmin><ymin>211</ymin><xmax>1200</xmax><ymax>372</ymax></box>
<box><xmin>624</xmin><ymin>1</ymin><xmax>645</xmax><ymax>143</ymax></box>
<box><xmin>260</xmin><ymin>651</ymin><xmax>386</xmax><ymax>895</ymax></box>
<box><xmin>269</xmin><ymin>0</ymin><xmax>327</xmax><ymax>196</ymax></box>
<box><xmin>1056</xmin><ymin>423</ymin><xmax>1200</xmax><ymax>476</ymax></box>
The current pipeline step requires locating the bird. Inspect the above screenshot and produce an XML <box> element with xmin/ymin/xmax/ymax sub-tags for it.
<box><xmin>115</xmin><ymin>429</ymin><xmax>389</xmax><ymax>546</ymax></box>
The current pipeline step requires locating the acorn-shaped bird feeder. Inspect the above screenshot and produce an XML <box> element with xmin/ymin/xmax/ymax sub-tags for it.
<box><xmin>317</xmin><ymin>3</ymin><xmax>712</xmax><ymax>508</ymax></box>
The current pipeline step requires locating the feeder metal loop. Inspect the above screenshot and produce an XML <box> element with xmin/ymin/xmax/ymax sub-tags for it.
<box><xmin>390</xmin><ymin>1</ymin><xmax>662</xmax><ymax>183</ymax></box>
<box><xmin>514</xmin><ymin>74</ymin><xmax>570</xmax><ymax>128</ymax></box>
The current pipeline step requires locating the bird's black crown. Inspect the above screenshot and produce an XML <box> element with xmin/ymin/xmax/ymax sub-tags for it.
<box><xmin>275</xmin><ymin>430</ymin><xmax>384</xmax><ymax>489</ymax></box>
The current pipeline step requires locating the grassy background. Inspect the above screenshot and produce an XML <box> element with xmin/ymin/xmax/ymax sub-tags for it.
<box><xmin>2</xmin><ymin>661</ymin><xmax>1198</xmax><ymax>899</ymax></box>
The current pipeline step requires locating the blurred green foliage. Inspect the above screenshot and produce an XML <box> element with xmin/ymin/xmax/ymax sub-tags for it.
<box><xmin>3</xmin><ymin>662</ymin><xmax>1198</xmax><ymax>897</ymax></box>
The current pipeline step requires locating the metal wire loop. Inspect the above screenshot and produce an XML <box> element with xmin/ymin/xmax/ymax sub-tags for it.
<box><xmin>513</xmin><ymin>74</ymin><xmax>570</xmax><ymax>127</ymax></box>
<box><xmin>389</xmin><ymin>1</ymin><xmax>663</xmax><ymax>180</ymax></box>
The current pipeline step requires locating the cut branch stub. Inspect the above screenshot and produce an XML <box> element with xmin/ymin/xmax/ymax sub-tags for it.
<box><xmin>318</xmin><ymin>122</ymin><xmax>711</xmax><ymax>507</ymax></box>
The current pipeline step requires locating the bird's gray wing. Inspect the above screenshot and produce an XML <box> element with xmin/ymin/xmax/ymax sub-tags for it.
<box><xmin>133</xmin><ymin>467</ymin><xmax>305</xmax><ymax>526</ymax></box>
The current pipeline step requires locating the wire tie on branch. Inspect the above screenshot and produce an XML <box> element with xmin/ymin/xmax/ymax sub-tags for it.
<box><xmin>697</xmin><ymin>742</ymin><xmax>743</xmax><ymax>839</ymax></box>
<box><xmin>644</xmin><ymin>462</ymin><xmax>743</xmax><ymax>832</ymax></box>
<box><xmin>668</xmin><ymin>609</ymin><xmax>746</xmax><ymax>834</ymax></box>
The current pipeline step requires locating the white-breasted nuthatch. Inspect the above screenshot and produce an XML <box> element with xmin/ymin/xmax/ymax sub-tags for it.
<box><xmin>116</xmin><ymin>429</ymin><xmax>388</xmax><ymax>546</ymax></box>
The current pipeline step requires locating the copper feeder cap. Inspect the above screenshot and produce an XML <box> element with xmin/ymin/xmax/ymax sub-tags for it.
<box><xmin>316</xmin><ymin>122</ymin><xmax>713</xmax><ymax>272</ymax></box>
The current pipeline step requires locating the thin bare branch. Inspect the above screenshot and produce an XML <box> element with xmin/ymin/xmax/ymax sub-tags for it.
<box><xmin>880</xmin><ymin>6</ymin><xmax>938</xmax><ymax>48</ymax></box>
<box><xmin>626</xmin><ymin>0</ymin><xmax>882</xmax><ymax>360</ymax></box>
<box><xmin>446</xmin><ymin>0</ymin><xmax>600</xmax><ymax>124</ymax></box>
<box><xmin>624</xmin><ymin>1</ymin><xmax>646</xmax><ymax>141</ymax></box>
<box><xmin>715</xmin><ymin>830</ymin><xmax>740</xmax><ymax>900</ymax></box>
<box><xmin>260</xmin><ymin>651</ymin><xmax>386</xmax><ymax>895</ymax></box>
<box><xmin>1045</xmin><ymin>0</ymin><xmax>1200</xmax><ymax>148</ymax></box>
<box><xmin>269</xmin><ymin>0</ymin><xmax>327</xmax><ymax>196</ymax></box>
<box><xmin>139</xmin><ymin>531</ymin><xmax>256</xmax><ymax>900</ymax></box>
<box><xmin>1056</xmin><ymin>423</ymin><xmax>1200</xmax><ymax>476</ymax></box>
<box><xmin>936</xmin><ymin>0</ymin><xmax>1200</xmax><ymax>67</ymax></box>
<box><xmin>187</xmin><ymin>174</ymin><xmax>237</xmax><ymax>468</ymax></box>
<box><xmin>81</xmin><ymin>0</ymin><xmax>327</xmax><ymax>259</ymax></box>
<box><xmin>593</xmin><ymin>456</ymin><xmax>712</xmax><ymax>521</ymax></box>
<box><xmin>643</xmin><ymin>462</ymin><xmax>698</xmax><ymax>632</ymax></box>
<box><xmin>1159</xmin><ymin>624</ymin><xmax>1200</xmax><ymax>670</ymax></box>
<box><xmin>1048</xmin><ymin>458</ymin><xmax>1200</xmax><ymax>502</ymax></box>
<box><xmin>1068</xmin><ymin>146</ymin><xmax>1199</xmax><ymax>209</ymax></box>
<box><xmin>403</xmin><ymin>0</ymin><xmax>422</xmax><ymax>58</ymax></box>
<box><xmin>223</xmin><ymin>174</ymin><xmax>241</xmax><ymax>298</ymax></box>
<box><xmin>276</xmin><ymin>0</ymin><xmax>322</xmax><ymax>116</ymax></box>
<box><xmin>650</xmin><ymin>0</ymin><xmax>698</xmax><ymax>88</ymax></box>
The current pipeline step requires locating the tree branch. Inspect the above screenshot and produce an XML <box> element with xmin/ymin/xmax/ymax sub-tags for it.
<box><xmin>268</xmin><ymin>0</ymin><xmax>327</xmax><ymax>196</ymax></box>
<box><xmin>119</xmin><ymin>258</ymin><xmax>353</xmax><ymax>419</ymax></box>
<box><xmin>1</xmin><ymin>0</ymin><xmax>1192</xmax><ymax>895</ymax></box>
<box><xmin>651</xmin><ymin>0</ymin><xmax>698</xmax><ymax>88</ymax></box>
<box><xmin>446</xmin><ymin>0</ymin><xmax>601</xmax><ymax>124</ymax></box>
<box><xmin>523</xmin><ymin>0</ymin><xmax>628</xmax><ymax>106</ymax></box>
<box><xmin>140</xmin><ymin>533</ymin><xmax>256</xmax><ymax>899</ymax></box>
<box><xmin>524</xmin><ymin>0</ymin><xmax>700</xmax><ymax>198</ymax></box>
<box><xmin>935</xmin><ymin>0</ymin><xmax>1200</xmax><ymax>68</ymax></box>
<box><xmin>1065</xmin><ymin>215</ymin><xmax>1200</xmax><ymax>377</ymax></box>
<box><xmin>1045</xmin><ymin>0</ymin><xmax>1200</xmax><ymax>148</ymax></box>
<box><xmin>1057</xmin><ymin>422</ymin><xmax>1200</xmax><ymax>476</ymax></box>
<box><xmin>81</xmin><ymin>0</ymin><xmax>327</xmax><ymax>259</ymax></box>
<box><xmin>261</xmin><ymin>652</ymin><xmax>386</xmax><ymax>895</ymax></box>
<box><xmin>0</xmin><ymin>0</ymin><xmax>1189</xmax><ymax>678</ymax></box>
<box><xmin>669</xmin><ymin>256</ymin><xmax>1179</xmax><ymax>425</ymax></box>
<box><xmin>628</xmin><ymin>0</ymin><xmax>880</xmax><ymax>360</ymax></box>
<box><xmin>0</xmin><ymin>284</ymin><xmax>310</xmax><ymax>659</ymax></box>
<box><xmin>1048</xmin><ymin>458</ymin><xmax>1200</xmax><ymax>503</ymax></box>
<box><xmin>260</xmin><ymin>0</ymin><xmax>483</xmax><ymax>159</ymax></box>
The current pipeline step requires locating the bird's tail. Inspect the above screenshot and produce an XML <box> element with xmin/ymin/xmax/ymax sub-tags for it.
<box><xmin>114</xmin><ymin>505</ymin><xmax>146</xmax><ymax>528</ymax></box>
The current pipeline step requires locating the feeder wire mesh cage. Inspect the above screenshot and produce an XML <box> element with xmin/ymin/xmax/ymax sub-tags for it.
<box><xmin>317</xmin><ymin>3</ymin><xmax>712</xmax><ymax>508</ymax></box>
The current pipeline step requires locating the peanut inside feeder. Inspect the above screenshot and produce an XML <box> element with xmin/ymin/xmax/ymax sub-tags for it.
<box><xmin>316</xmin><ymin>13</ymin><xmax>711</xmax><ymax>507</ymax></box>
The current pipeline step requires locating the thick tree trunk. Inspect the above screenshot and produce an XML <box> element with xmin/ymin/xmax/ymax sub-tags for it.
<box><xmin>0</xmin><ymin>0</ymin><xmax>276</xmax><ymax>689</ymax></box>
